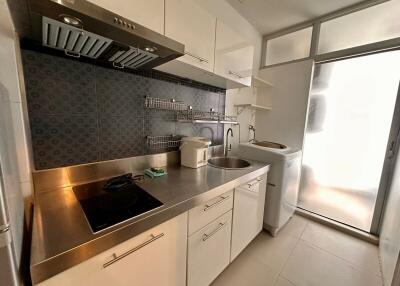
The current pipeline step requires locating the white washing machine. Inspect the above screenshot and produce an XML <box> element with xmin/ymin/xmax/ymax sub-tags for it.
<box><xmin>239</xmin><ymin>142</ymin><xmax>302</xmax><ymax>236</ymax></box>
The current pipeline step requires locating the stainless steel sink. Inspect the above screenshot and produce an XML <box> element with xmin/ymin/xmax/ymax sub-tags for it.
<box><xmin>208</xmin><ymin>157</ymin><xmax>251</xmax><ymax>169</ymax></box>
<box><xmin>252</xmin><ymin>141</ymin><xmax>287</xmax><ymax>149</ymax></box>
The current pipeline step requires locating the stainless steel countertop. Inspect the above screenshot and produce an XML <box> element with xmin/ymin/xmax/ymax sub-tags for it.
<box><xmin>30</xmin><ymin>161</ymin><xmax>270</xmax><ymax>284</ymax></box>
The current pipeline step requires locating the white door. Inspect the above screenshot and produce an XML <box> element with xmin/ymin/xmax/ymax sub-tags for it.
<box><xmin>86</xmin><ymin>0</ymin><xmax>164</xmax><ymax>34</ymax></box>
<box><xmin>165</xmin><ymin>0</ymin><xmax>216</xmax><ymax>72</ymax></box>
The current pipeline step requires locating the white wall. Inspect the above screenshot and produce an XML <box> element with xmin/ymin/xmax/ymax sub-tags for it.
<box><xmin>0</xmin><ymin>0</ymin><xmax>33</xmax><ymax>235</ymax></box>
<box><xmin>255</xmin><ymin>60</ymin><xmax>314</xmax><ymax>150</ymax></box>
<box><xmin>225</xmin><ymin>87</ymin><xmax>257</xmax><ymax>154</ymax></box>
<box><xmin>380</xmin><ymin>147</ymin><xmax>400</xmax><ymax>286</ymax></box>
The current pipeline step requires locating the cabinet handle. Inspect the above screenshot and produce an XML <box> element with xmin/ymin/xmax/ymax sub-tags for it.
<box><xmin>202</xmin><ymin>222</ymin><xmax>227</xmax><ymax>241</ymax></box>
<box><xmin>184</xmin><ymin>51</ymin><xmax>209</xmax><ymax>63</ymax></box>
<box><xmin>103</xmin><ymin>233</ymin><xmax>164</xmax><ymax>268</ymax></box>
<box><xmin>247</xmin><ymin>178</ymin><xmax>261</xmax><ymax>188</ymax></box>
<box><xmin>228</xmin><ymin>70</ymin><xmax>244</xmax><ymax>79</ymax></box>
<box><xmin>203</xmin><ymin>195</ymin><xmax>230</xmax><ymax>212</ymax></box>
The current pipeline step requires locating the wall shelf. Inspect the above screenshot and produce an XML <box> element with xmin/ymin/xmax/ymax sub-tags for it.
<box><xmin>234</xmin><ymin>104</ymin><xmax>272</xmax><ymax>114</ymax></box>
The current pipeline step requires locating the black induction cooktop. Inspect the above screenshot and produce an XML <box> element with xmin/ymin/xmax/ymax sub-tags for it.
<box><xmin>73</xmin><ymin>173</ymin><xmax>163</xmax><ymax>232</ymax></box>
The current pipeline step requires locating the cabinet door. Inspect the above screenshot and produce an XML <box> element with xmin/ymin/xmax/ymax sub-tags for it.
<box><xmin>38</xmin><ymin>212</ymin><xmax>188</xmax><ymax>286</ymax></box>
<box><xmin>86</xmin><ymin>0</ymin><xmax>164</xmax><ymax>34</ymax></box>
<box><xmin>231</xmin><ymin>177</ymin><xmax>266</xmax><ymax>261</ymax></box>
<box><xmin>165</xmin><ymin>0</ymin><xmax>216</xmax><ymax>72</ymax></box>
<box><xmin>187</xmin><ymin>211</ymin><xmax>232</xmax><ymax>286</ymax></box>
<box><xmin>214</xmin><ymin>20</ymin><xmax>254</xmax><ymax>86</ymax></box>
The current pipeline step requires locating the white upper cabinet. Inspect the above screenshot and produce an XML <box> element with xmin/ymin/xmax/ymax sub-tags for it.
<box><xmin>214</xmin><ymin>20</ymin><xmax>254</xmax><ymax>86</ymax></box>
<box><xmin>86</xmin><ymin>0</ymin><xmax>164</xmax><ymax>34</ymax></box>
<box><xmin>165</xmin><ymin>0</ymin><xmax>216</xmax><ymax>72</ymax></box>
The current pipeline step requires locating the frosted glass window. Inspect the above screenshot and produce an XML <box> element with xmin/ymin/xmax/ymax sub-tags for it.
<box><xmin>265</xmin><ymin>27</ymin><xmax>312</xmax><ymax>66</ymax></box>
<box><xmin>318</xmin><ymin>1</ymin><xmax>400</xmax><ymax>54</ymax></box>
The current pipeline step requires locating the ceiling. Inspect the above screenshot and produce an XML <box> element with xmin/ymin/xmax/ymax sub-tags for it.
<box><xmin>226</xmin><ymin>0</ymin><xmax>369</xmax><ymax>35</ymax></box>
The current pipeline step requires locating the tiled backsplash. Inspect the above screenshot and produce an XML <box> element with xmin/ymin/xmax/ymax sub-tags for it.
<box><xmin>22</xmin><ymin>50</ymin><xmax>226</xmax><ymax>170</ymax></box>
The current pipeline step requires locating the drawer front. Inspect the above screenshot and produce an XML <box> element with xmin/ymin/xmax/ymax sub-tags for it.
<box><xmin>38</xmin><ymin>213</ymin><xmax>188</xmax><ymax>286</ymax></box>
<box><xmin>188</xmin><ymin>190</ymin><xmax>233</xmax><ymax>235</ymax></box>
<box><xmin>187</xmin><ymin>211</ymin><xmax>232</xmax><ymax>286</ymax></box>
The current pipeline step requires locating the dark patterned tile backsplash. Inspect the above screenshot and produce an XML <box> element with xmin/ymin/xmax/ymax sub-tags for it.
<box><xmin>22</xmin><ymin>50</ymin><xmax>226</xmax><ymax>170</ymax></box>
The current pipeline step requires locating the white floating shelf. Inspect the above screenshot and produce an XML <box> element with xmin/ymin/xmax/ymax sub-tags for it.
<box><xmin>234</xmin><ymin>104</ymin><xmax>272</xmax><ymax>112</ymax></box>
<box><xmin>251</xmin><ymin>76</ymin><xmax>273</xmax><ymax>88</ymax></box>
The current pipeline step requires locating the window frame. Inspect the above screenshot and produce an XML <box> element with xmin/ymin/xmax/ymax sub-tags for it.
<box><xmin>261</xmin><ymin>0</ymin><xmax>397</xmax><ymax>69</ymax></box>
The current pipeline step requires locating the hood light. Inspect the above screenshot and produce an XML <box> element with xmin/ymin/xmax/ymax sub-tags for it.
<box><xmin>144</xmin><ymin>46</ymin><xmax>157</xmax><ymax>53</ymax></box>
<box><xmin>61</xmin><ymin>15</ymin><xmax>81</xmax><ymax>27</ymax></box>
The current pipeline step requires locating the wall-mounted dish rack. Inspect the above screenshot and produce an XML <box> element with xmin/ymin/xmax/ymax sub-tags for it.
<box><xmin>176</xmin><ymin>108</ymin><xmax>237</xmax><ymax>124</ymax></box>
<box><xmin>144</xmin><ymin>96</ymin><xmax>186</xmax><ymax>111</ymax></box>
<box><xmin>144</xmin><ymin>96</ymin><xmax>237</xmax><ymax>124</ymax></box>
<box><xmin>146</xmin><ymin>135</ymin><xmax>183</xmax><ymax>150</ymax></box>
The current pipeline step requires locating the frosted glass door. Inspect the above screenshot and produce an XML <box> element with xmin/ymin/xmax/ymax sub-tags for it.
<box><xmin>299</xmin><ymin>51</ymin><xmax>400</xmax><ymax>231</ymax></box>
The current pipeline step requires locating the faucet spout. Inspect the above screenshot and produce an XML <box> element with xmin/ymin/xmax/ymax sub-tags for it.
<box><xmin>225</xmin><ymin>128</ymin><xmax>234</xmax><ymax>156</ymax></box>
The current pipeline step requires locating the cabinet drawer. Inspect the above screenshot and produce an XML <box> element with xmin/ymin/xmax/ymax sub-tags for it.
<box><xmin>188</xmin><ymin>190</ymin><xmax>233</xmax><ymax>236</ymax></box>
<box><xmin>38</xmin><ymin>213</ymin><xmax>188</xmax><ymax>286</ymax></box>
<box><xmin>187</xmin><ymin>211</ymin><xmax>232</xmax><ymax>286</ymax></box>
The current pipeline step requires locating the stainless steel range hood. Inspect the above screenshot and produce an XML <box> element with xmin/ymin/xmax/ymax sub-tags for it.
<box><xmin>8</xmin><ymin>0</ymin><xmax>184</xmax><ymax>70</ymax></box>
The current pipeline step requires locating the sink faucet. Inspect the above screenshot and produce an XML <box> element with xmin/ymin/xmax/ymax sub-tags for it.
<box><xmin>249</xmin><ymin>125</ymin><xmax>256</xmax><ymax>142</ymax></box>
<box><xmin>225</xmin><ymin>128</ymin><xmax>234</xmax><ymax>156</ymax></box>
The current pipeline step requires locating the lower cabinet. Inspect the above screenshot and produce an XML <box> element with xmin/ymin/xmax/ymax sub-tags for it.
<box><xmin>231</xmin><ymin>176</ymin><xmax>267</xmax><ymax>261</ymax></box>
<box><xmin>38</xmin><ymin>212</ymin><xmax>188</xmax><ymax>286</ymax></box>
<box><xmin>187</xmin><ymin>211</ymin><xmax>232</xmax><ymax>286</ymax></box>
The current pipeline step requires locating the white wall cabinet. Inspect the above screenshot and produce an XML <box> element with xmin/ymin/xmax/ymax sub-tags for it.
<box><xmin>38</xmin><ymin>212</ymin><xmax>188</xmax><ymax>286</ymax></box>
<box><xmin>214</xmin><ymin>20</ymin><xmax>254</xmax><ymax>87</ymax></box>
<box><xmin>86</xmin><ymin>0</ymin><xmax>164</xmax><ymax>34</ymax></box>
<box><xmin>165</xmin><ymin>0</ymin><xmax>216</xmax><ymax>72</ymax></box>
<box><xmin>187</xmin><ymin>211</ymin><xmax>232</xmax><ymax>286</ymax></box>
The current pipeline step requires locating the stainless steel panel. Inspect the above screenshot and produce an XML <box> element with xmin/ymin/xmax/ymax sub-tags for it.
<box><xmin>32</xmin><ymin>151</ymin><xmax>180</xmax><ymax>194</ymax></box>
<box><xmin>30</xmin><ymin>159</ymin><xmax>269</xmax><ymax>284</ymax></box>
<box><xmin>0</xmin><ymin>243</ymin><xmax>18</xmax><ymax>286</ymax></box>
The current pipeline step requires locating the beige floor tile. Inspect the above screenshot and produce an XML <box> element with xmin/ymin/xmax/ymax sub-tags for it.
<box><xmin>282</xmin><ymin>240</ymin><xmax>382</xmax><ymax>286</ymax></box>
<box><xmin>212</xmin><ymin>248</ymin><xmax>279</xmax><ymax>286</ymax></box>
<box><xmin>300</xmin><ymin>222</ymin><xmax>381</xmax><ymax>276</ymax></box>
<box><xmin>243</xmin><ymin>230</ymin><xmax>299</xmax><ymax>272</ymax></box>
<box><xmin>277</xmin><ymin>215</ymin><xmax>309</xmax><ymax>238</ymax></box>
<box><xmin>274</xmin><ymin>276</ymin><xmax>296</xmax><ymax>286</ymax></box>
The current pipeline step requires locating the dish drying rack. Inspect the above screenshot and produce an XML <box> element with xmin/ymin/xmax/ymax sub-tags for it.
<box><xmin>176</xmin><ymin>107</ymin><xmax>237</xmax><ymax>124</ymax></box>
<box><xmin>144</xmin><ymin>96</ymin><xmax>237</xmax><ymax>124</ymax></box>
<box><xmin>144</xmin><ymin>96</ymin><xmax>186</xmax><ymax>111</ymax></box>
<box><xmin>146</xmin><ymin>135</ymin><xmax>183</xmax><ymax>150</ymax></box>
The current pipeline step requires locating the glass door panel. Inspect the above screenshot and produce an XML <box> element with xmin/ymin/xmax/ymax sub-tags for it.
<box><xmin>299</xmin><ymin>51</ymin><xmax>400</xmax><ymax>232</ymax></box>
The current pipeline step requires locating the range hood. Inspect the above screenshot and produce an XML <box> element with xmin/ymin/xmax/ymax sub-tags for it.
<box><xmin>8</xmin><ymin>0</ymin><xmax>184</xmax><ymax>70</ymax></box>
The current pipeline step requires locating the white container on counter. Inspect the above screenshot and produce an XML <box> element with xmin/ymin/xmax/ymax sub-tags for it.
<box><xmin>180</xmin><ymin>137</ymin><xmax>211</xmax><ymax>168</ymax></box>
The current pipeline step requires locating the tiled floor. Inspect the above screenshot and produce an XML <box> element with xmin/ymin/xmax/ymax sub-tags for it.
<box><xmin>212</xmin><ymin>215</ymin><xmax>383</xmax><ymax>286</ymax></box>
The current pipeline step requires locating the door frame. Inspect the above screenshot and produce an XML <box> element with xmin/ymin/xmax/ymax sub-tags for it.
<box><xmin>371</xmin><ymin>81</ymin><xmax>400</xmax><ymax>235</ymax></box>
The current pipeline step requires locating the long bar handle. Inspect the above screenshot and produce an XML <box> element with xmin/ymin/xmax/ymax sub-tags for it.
<box><xmin>203</xmin><ymin>195</ymin><xmax>230</xmax><ymax>212</ymax></box>
<box><xmin>228</xmin><ymin>70</ymin><xmax>244</xmax><ymax>78</ymax></box>
<box><xmin>103</xmin><ymin>233</ymin><xmax>164</xmax><ymax>268</ymax></box>
<box><xmin>247</xmin><ymin>178</ymin><xmax>261</xmax><ymax>188</ymax></box>
<box><xmin>202</xmin><ymin>222</ymin><xmax>227</xmax><ymax>241</ymax></box>
<box><xmin>185</xmin><ymin>51</ymin><xmax>209</xmax><ymax>63</ymax></box>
